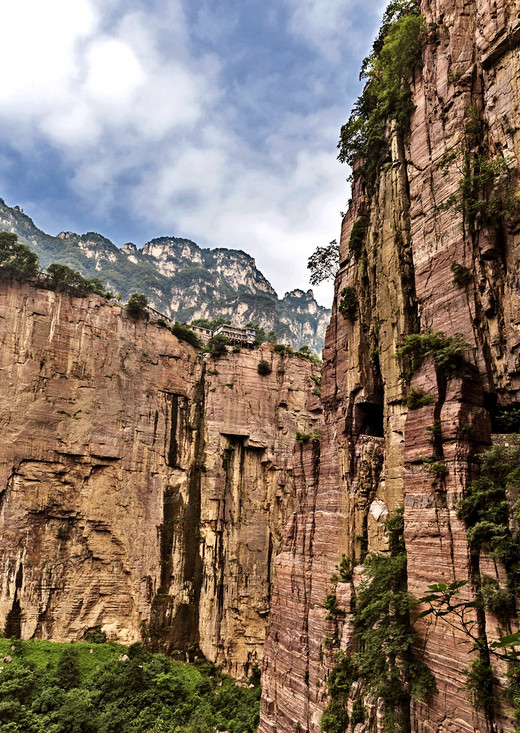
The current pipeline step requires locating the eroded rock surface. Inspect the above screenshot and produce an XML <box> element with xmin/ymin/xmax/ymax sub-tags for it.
<box><xmin>260</xmin><ymin>1</ymin><xmax>520</xmax><ymax>731</ymax></box>
<box><xmin>0</xmin><ymin>280</ymin><xmax>321</xmax><ymax>678</ymax></box>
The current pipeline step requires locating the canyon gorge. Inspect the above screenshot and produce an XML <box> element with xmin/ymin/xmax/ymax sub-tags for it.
<box><xmin>1</xmin><ymin>0</ymin><xmax>520</xmax><ymax>731</ymax></box>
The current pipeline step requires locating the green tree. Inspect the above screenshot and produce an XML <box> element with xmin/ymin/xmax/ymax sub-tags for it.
<box><xmin>207</xmin><ymin>334</ymin><xmax>230</xmax><ymax>357</ymax></box>
<box><xmin>245</xmin><ymin>321</ymin><xmax>266</xmax><ymax>347</ymax></box>
<box><xmin>170</xmin><ymin>322</ymin><xmax>202</xmax><ymax>348</ymax></box>
<box><xmin>50</xmin><ymin>688</ymin><xmax>97</xmax><ymax>733</ymax></box>
<box><xmin>84</xmin><ymin>277</ymin><xmax>108</xmax><ymax>297</ymax></box>
<box><xmin>126</xmin><ymin>292</ymin><xmax>149</xmax><ymax>318</ymax></box>
<box><xmin>0</xmin><ymin>232</ymin><xmax>39</xmax><ymax>280</ymax></box>
<box><xmin>307</xmin><ymin>240</ymin><xmax>339</xmax><ymax>286</ymax></box>
<box><xmin>45</xmin><ymin>263</ymin><xmax>87</xmax><ymax>292</ymax></box>
<box><xmin>257</xmin><ymin>359</ymin><xmax>272</xmax><ymax>376</ymax></box>
<box><xmin>338</xmin><ymin>1</ymin><xmax>424</xmax><ymax>187</ymax></box>
<box><xmin>56</xmin><ymin>646</ymin><xmax>81</xmax><ymax>691</ymax></box>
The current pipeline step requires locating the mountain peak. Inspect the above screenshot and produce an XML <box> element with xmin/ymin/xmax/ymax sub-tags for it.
<box><xmin>0</xmin><ymin>197</ymin><xmax>330</xmax><ymax>352</ymax></box>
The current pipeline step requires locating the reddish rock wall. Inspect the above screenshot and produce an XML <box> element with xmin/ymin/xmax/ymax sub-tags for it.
<box><xmin>260</xmin><ymin>1</ymin><xmax>520</xmax><ymax>730</ymax></box>
<box><xmin>0</xmin><ymin>279</ymin><xmax>320</xmax><ymax>678</ymax></box>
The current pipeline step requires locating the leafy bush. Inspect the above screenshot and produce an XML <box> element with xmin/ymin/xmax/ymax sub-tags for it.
<box><xmin>320</xmin><ymin>698</ymin><xmax>350</xmax><ymax>733</ymax></box>
<box><xmin>83</xmin><ymin>627</ymin><xmax>107</xmax><ymax>644</ymax></box>
<box><xmin>338</xmin><ymin>555</ymin><xmax>353</xmax><ymax>582</ymax></box>
<box><xmin>349</xmin><ymin>217</ymin><xmax>369</xmax><ymax>260</ymax></box>
<box><xmin>450</xmin><ymin>261</ymin><xmax>471</xmax><ymax>286</ymax></box>
<box><xmin>273</xmin><ymin>343</ymin><xmax>294</xmax><ymax>355</ymax></box>
<box><xmin>495</xmin><ymin>405</ymin><xmax>520</xmax><ymax>433</ymax></box>
<box><xmin>170</xmin><ymin>321</ymin><xmax>202</xmax><ymax>348</ymax></box>
<box><xmin>458</xmin><ymin>444</ymin><xmax>520</xmax><ymax>582</ymax></box>
<box><xmin>338</xmin><ymin>286</ymin><xmax>358</xmax><ymax>321</ymax></box>
<box><xmin>479</xmin><ymin>575</ymin><xmax>516</xmax><ymax>621</ymax></box>
<box><xmin>322</xmin><ymin>509</ymin><xmax>436</xmax><ymax>732</ymax></box>
<box><xmin>56</xmin><ymin>645</ymin><xmax>81</xmax><ymax>691</ymax></box>
<box><xmin>324</xmin><ymin>594</ymin><xmax>346</xmax><ymax>620</ymax></box>
<box><xmin>422</xmin><ymin>459</ymin><xmax>449</xmax><ymax>486</ymax></box>
<box><xmin>257</xmin><ymin>359</ymin><xmax>272</xmax><ymax>375</ymax></box>
<box><xmin>440</xmin><ymin>150</ymin><xmax>520</xmax><ymax>234</ymax></box>
<box><xmin>310</xmin><ymin>373</ymin><xmax>322</xmax><ymax>397</ymax></box>
<box><xmin>0</xmin><ymin>231</ymin><xmax>39</xmax><ymax>280</ymax></box>
<box><xmin>465</xmin><ymin>657</ymin><xmax>499</xmax><ymax>715</ymax></box>
<box><xmin>126</xmin><ymin>292</ymin><xmax>149</xmax><ymax>318</ymax></box>
<box><xmin>42</xmin><ymin>263</ymin><xmax>110</xmax><ymax>298</ymax></box>
<box><xmin>190</xmin><ymin>317</ymin><xmax>231</xmax><ymax>331</ymax></box>
<box><xmin>207</xmin><ymin>334</ymin><xmax>230</xmax><ymax>357</ymax></box>
<box><xmin>296</xmin><ymin>429</ymin><xmax>321</xmax><ymax>444</ymax></box>
<box><xmin>56</xmin><ymin>524</ymin><xmax>70</xmax><ymax>541</ymax></box>
<box><xmin>338</xmin><ymin>2</ymin><xmax>425</xmax><ymax>186</ymax></box>
<box><xmin>396</xmin><ymin>330</ymin><xmax>470</xmax><ymax>381</ymax></box>
<box><xmin>407</xmin><ymin>387</ymin><xmax>435</xmax><ymax>409</ymax></box>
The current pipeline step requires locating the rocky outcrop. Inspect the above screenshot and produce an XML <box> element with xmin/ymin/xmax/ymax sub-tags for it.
<box><xmin>260</xmin><ymin>1</ymin><xmax>520</xmax><ymax>731</ymax></box>
<box><xmin>0</xmin><ymin>201</ymin><xmax>330</xmax><ymax>353</ymax></box>
<box><xmin>0</xmin><ymin>279</ymin><xmax>321</xmax><ymax>678</ymax></box>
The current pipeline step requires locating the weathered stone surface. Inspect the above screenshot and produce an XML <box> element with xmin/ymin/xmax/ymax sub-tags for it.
<box><xmin>0</xmin><ymin>279</ymin><xmax>320</xmax><ymax>678</ymax></box>
<box><xmin>260</xmin><ymin>1</ymin><xmax>520</xmax><ymax>731</ymax></box>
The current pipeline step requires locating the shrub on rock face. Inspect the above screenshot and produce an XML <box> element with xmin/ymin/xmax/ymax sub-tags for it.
<box><xmin>126</xmin><ymin>292</ymin><xmax>149</xmax><ymax>318</ymax></box>
<box><xmin>407</xmin><ymin>387</ymin><xmax>435</xmax><ymax>410</ymax></box>
<box><xmin>396</xmin><ymin>330</ymin><xmax>470</xmax><ymax>381</ymax></box>
<box><xmin>257</xmin><ymin>359</ymin><xmax>272</xmax><ymax>376</ymax></box>
<box><xmin>338</xmin><ymin>286</ymin><xmax>358</xmax><ymax>321</ymax></box>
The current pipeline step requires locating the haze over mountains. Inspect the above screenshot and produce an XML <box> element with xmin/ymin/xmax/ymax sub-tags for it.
<box><xmin>0</xmin><ymin>197</ymin><xmax>330</xmax><ymax>353</ymax></box>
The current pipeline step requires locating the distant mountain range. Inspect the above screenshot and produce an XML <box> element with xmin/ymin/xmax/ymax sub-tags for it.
<box><xmin>0</xmin><ymin>199</ymin><xmax>330</xmax><ymax>353</ymax></box>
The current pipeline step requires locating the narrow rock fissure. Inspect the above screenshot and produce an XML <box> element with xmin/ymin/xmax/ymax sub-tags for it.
<box><xmin>4</xmin><ymin>564</ymin><xmax>23</xmax><ymax>638</ymax></box>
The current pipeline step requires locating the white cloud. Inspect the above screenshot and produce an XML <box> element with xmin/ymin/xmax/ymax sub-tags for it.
<box><xmin>0</xmin><ymin>0</ymin><xmax>216</xmax><ymax>149</ymax></box>
<box><xmin>280</xmin><ymin>0</ymin><xmax>376</xmax><ymax>62</ymax></box>
<box><xmin>0</xmin><ymin>0</ymin><xmax>381</xmax><ymax>307</ymax></box>
<box><xmin>0</xmin><ymin>0</ymin><xmax>97</xmax><ymax>110</ymax></box>
<box><xmin>85</xmin><ymin>38</ymin><xmax>146</xmax><ymax>102</ymax></box>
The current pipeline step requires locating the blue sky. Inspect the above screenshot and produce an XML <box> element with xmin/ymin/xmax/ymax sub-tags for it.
<box><xmin>0</xmin><ymin>0</ymin><xmax>385</xmax><ymax>306</ymax></box>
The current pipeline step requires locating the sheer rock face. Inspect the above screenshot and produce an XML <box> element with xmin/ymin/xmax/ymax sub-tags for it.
<box><xmin>260</xmin><ymin>1</ymin><xmax>520</xmax><ymax>731</ymax></box>
<box><xmin>0</xmin><ymin>280</ymin><xmax>321</xmax><ymax>678</ymax></box>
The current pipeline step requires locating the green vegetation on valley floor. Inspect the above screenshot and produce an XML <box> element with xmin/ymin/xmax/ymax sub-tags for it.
<box><xmin>0</xmin><ymin>637</ymin><xmax>260</xmax><ymax>733</ymax></box>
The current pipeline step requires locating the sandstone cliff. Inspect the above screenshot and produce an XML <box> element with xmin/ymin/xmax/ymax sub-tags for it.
<box><xmin>0</xmin><ymin>279</ymin><xmax>321</xmax><ymax>678</ymax></box>
<box><xmin>260</xmin><ymin>1</ymin><xmax>520</xmax><ymax>731</ymax></box>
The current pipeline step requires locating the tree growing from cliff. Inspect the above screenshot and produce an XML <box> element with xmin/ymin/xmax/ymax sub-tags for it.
<box><xmin>126</xmin><ymin>292</ymin><xmax>149</xmax><ymax>318</ymax></box>
<box><xmin>207</xmin><ymin>334</ymin><xmax>230</xmax><ymax>357</ymax></box>
<box><xmin>307</xmin><ymin>240</ymin><xmax>339</xmax><ymax>285</ymax></box>
<box><xmin>418</xmin><ymin>444</ymin><xmax>520</xmax><ymax>722</ymax></box>
<box><xmin>0</xmin><ymin>231</ymin><xmax>39</xmax><ymax>280</ymax></box>
<box><xmin>245</xmin><ymin>321</ymin><xmax>266</xmax><ymax>347</ymax></box>
<box><xmin>322</xmin><ymin>510</ymin><xmax>436</xmax><ymax>733</ymax></box>
<box><xmin>257</xmin><ymin>359</ymin><xmax>272</xmax><ymax>375</ymax></box>
<box><xmin>337</xmin><ymin>1</ymin><xmax>425</xmax><ymax>186</ymax></box>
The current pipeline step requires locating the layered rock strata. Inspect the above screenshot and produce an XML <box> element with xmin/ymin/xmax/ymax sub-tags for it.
<box><xmin>0</xmin><ymin>279</ymin><xmax>321</xmax><ymax>678</ymax></box>
<box><xmin>260</xmin><ymin>0</ymin><xmax>520</xmax><ymax>731</ymax></box>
